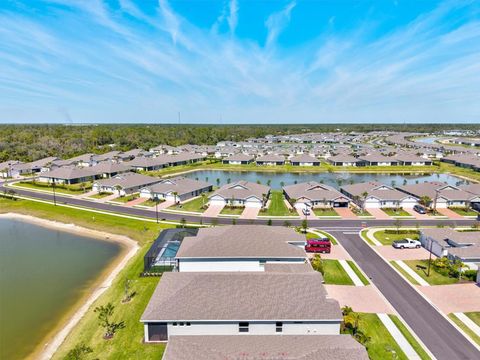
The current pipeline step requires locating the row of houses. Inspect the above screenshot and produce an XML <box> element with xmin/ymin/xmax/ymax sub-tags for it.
<box><xmin>141</xmin><ymin>226</ymin><xmax>369</xmax><ymax>359</ymax></box>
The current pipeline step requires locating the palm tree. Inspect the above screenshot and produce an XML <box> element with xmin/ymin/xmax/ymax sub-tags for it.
<box><xmin>173</xmin><ymin>191</ymin><xmax>178</xmax><ymax>204</ymax></box>
<box><xmin>114</xmin><ymin>185</ymin><xmax>122</xmax><ymax>197</ymax></box>
<box><xmin>201</xmin><ymin>192</ymin><xmax>207</xmax><ymax>208</ymax></box>
<box><xmin>280</xmin><ymin>181</ymin><xmax>285</xmax><ymax>188</ymax></box>
<box><xmin>216</xmin><ymin>178</ymin><xmax>220</xmax><ymax>186</ymax></box>
<box><xmin>361</xmin><ymin>191</ymin><xmax>369</xmax><ymax>211</ymax></box>
<box><xmin>419</xmin><ymin>195</ymin><xmax>432</xmax><ymax>209</ymax></box>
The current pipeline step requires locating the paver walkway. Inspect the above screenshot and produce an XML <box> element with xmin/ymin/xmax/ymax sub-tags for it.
<box><xmin>377</xmin><ymin>246</ymin><xmax>432</xmax><ymax>261</ymax></box>
<box><xmin>393</xmin><ymin>260</ymin><xmax>430</xmax><ymax>286</ymax></box>
<box><xmin>240</xmin><ymin>206</ymin><xmax>261</xmax><ymax>219</ymax></box>
<box><xmin>81</xmin><ymin>190</ymin><xmax>98</xmax><ymax>198</ymax></box>
<box><xmin>203</xmin><ymin>204</ymin><xmax>225</xmax><ymax>217</ymax></box>
<box><xmin>334</xmin><ymin>207</ymin><xmax>357</xmax><ymax>218</ymax></box>
<box><xmin>436</xmin><ymin>207</ymin><xmax>465</xmax><ymax>219</ymax></box>
<box><xmin>418</xmin><ymin>283</ymin><xmax>480</xmax><ymax>313</ymax></box>
<box><xmin>377</xmin><ymin>313</ymin><xmax>422</xmax><ymax>360</ymax></box>
<box><xmin>339</xmin><ymin>259</ymin><xmax>364</xmax><ymax>286</ymax></box>
<box><xmin>296</xmin><ymin>207</ymin><xmax>318</xmax><ymax>220</ymax></box>
<box><xmin>367</xmin><ymin>208</ymin><xmax>391</xmax><ymax>219</ymax></box>
<box><xmin>453</xmin><ymin>313</ymin><xmax>480</xmax><ymax>337</ymax></box>
<box><xmin>125</xmin><ymin>197</ymin><xmax>147</xmax><ymax>207</ymax></box>
<box><xmin>99</xmin><ymin>193</ymin><xmax>119</xmax><ymax>203</ymax></box>
<box><xmin>324</xmin><ymin>285</ymin><xmax>394</xmax><ymax>313</ymax></box>
<box><xmin>310</xmin><ymin>245</ymin><xmax>352</xmax><ymax>260</ymax></box>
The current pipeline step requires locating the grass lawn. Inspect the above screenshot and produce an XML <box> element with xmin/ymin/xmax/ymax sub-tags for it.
<box><xmin>344</xmin><ymin>313</ymin><xmax>408</xmax><ymax>360</ymax></box>
<box><xmin>220</xmin><ymin>206</ymin><xmax>244</xmax><ymax>215</ymax></box>
<box><xmin>170</xmin><ymin>195</ymin><xmax>210</xmax><ymax>213</ymax></box>
<box><xmin>361</xmin><ymin>229</ymin><xmax>377</xmax><ymax>246</ymax></box>
<box><xmin>390</xmin><ymin>261</ymin><xmax>420</xmax><ymax>285</ymax></box>
<box><xmin>373</xmin><ymin>230</ymin><xmax>419</xmax><ymax>245</ymax></box>
<box><xmin>346</xmin><ymin>260</ymin><xmax>370</xmax><ymax>285</ymax></box>
<box><xmin>306</xmin><ymin>230</ymin><xmax>338</xmax><ymax>245</ymax></box>
<box><xmin>448</xmin><ymin>313</ymin><xmax>480</xmax><ymax>346</ymax></box>
<box><xmin>352</xmin><ymin>209</ymin><xmax>372</xmax><ymax>216</ymax></box>
<box><xmin>322</xmin><ymin>259</ymin><xmax>354</xmax><ymax>285</ymax></box>
<box><xmin>404</xmin><ymin>260</ymin><xmax>459</xmax><ymax>285</ymax></box>
<box><xmin>313</xmin><ymin>208</ymin><xmax>339</xmax><ymax>216</ymax></box>
<box><xmin>0</xmin><ymin>196</ymin><xmax>175</xmax><ymax>359</ymax></box>
<box><xmin>448</xmin><ymin>207</ymin><xmax>478</xmax><ymax>216</ymax></box>
<box><xmin>111</xmin><ymin>193</ymin><xmax>139</xmax><ymax>203</ymax></box>
<box><xmin>139</xmin><ymin>199</ymin><xmax>165</xmax><ymax>207</ymax></box>
<box><xmin>389</xmin><ymin>315</ymin><xmax>431</xmax><ymax>360</ymax></box>
<box><xmin>261</xmin><ymin>190</ymin><xmax>294</xmax><ymax>216</ymax></box>
<box><xmin>12</xmin><ymin>181</ymin><xmax>91</xmax><ymax>195</ymax></box>
<box><xmin>465</xmin><ymin>312</ymin><xmax>480</xmax><ymax>326</ymax></box>
<box><xmin>88</xmin><ymin>192</ymin><xmax>111</xmax><ymax>199</ymax></box>
<box><xmin>382</xmin><ymin>208</ymin><xmax>411</xmax><ymax>217</ymax></box>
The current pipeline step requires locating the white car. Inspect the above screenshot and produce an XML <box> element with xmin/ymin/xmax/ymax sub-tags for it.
<box><xmin>392</xmin><ymin>238</ymin><xmax>421</xmax><ymax>249</ymax></box>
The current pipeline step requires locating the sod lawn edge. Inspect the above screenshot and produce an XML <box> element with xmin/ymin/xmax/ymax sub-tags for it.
<box><xmin>388</xmin><ymin>315</ymin><xmax>432</xmax><ymax>360</ymax></box>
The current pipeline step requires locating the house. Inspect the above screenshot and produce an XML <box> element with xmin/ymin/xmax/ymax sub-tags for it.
<box><xmin>65</xmin><ymin>153</ymin><xmax>96</xmax><ymax>167</ymax></box>
<box><xmin>88</xmin><ymin>161</ymin><xmax>132</xmax><ymax>178</ymax></box>
<box><xmin>420</xmin><ymin>228</ymin><xmax>480</xmax><ymax>269</ymax></box>
<box><xmin>175</xmin><ymin>225</ymin><xmax>307</xmax><ymax>272</ymax></box>
<box><xmin>395</xmin><ymin>154</ymin><xmax>433</xmax><ymax>166</ymax></box>
<box><xmin>341</xmin><ymin>182</ymin><xmax>418</xmax><ymax>209</ymax></box>
<box><xmin>358</xmin><ymin>153</ymin><xmax>397</xmax><ymax>166</ymax></box>
<box><xmin>141</xmin><ymin>271</ymin><xmax>343</xmax><ymax>341</ymax></box>
<box><xmin>283</xmin><ymin>181</ymin><xmax>349</xmax><ymax>210</ymax></box>
<box><xmin>37</xmin><ymin>166</ymin><xmax>96</xmax><ymax>185</ymax></box>
<box><xmin>125</xmin><ymin>156</ymin><xmax>170</xmax><ymax>171</ymax></box>
<box><xmin>9</xmin><ymin>156</ymin><xmax>59</xmax><ymax>176</ymax></box>
<box><xmin>209</xmin><ymin>181</ymin><xmax>270</xmax><ymax>208</ymax></box>
<box><xmin>396</xmin><ymin>182</ymin><xmax>480</xmax><ymax>208</ymax></box>
<box><xmin>162</xmin><ymin>335</ymin><xmax>369</xmax><ymax>360</ymax></box>
<box><xmin>0</xmin><ymin>160</ymin><xmax>21</xmax><ymax>178</ymax></box>
<box><xmin>92</xmin><ymin>173</ymin><xmax>161</xmax><ymax>196</ymax></box>
<box><xmin>289</xmin><ymin>154</ymin><xmax>320</xmax><ymax>166</ymax></box>
<box><xmin>140</xmin><ymin>176</ymin><xmax>212</xmax><ymax>203</ymax></box>
<box><xmin>327</xmin><ymin>154</ymin><xmax>360</xmax><ymax>166</ymax></box>
<box><xmin>255</xmin><ymin>154</ymin><xmax>285</xmax><ymax>166</ymax></box>
<box><xmin>222</xmin><ymin>154</ymin><xmax>254</xmax><ymax>165</ymax></box>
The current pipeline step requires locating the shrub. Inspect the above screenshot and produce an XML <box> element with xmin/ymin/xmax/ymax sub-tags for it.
<box><xmin>311</xmin><ymin>254</ymin><xmax>324</xmax><ymax>274</ymax></box>
<box><xmin>463</xmin><ymin>270</ymin><xmax>478</xmax><ymax>281</ymax></box>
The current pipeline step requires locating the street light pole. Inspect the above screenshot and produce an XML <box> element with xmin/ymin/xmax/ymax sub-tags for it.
<box><xmin>427</xmin><ymin>237</ymin><xmax>433</xmax><ymax>277</ymax></box>
<box><xmin>52</xmin><ymin>178</ymin><xmax>57</xmax><ymax>206</ymax></box>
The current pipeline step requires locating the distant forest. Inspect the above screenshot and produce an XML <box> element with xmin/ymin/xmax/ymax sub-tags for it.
<box><xmin>0</xmin><ymin>123</ymin><xmax>479</xmax><ymax>162</ymax></box>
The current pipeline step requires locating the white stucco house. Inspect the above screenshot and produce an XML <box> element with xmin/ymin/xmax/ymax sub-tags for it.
<box><xmin>139</xmin><ymin>176</ymin><xmax>212</xmax><ymax>203</ymax></box>
<box><xmin>208</xmin><ymin>181</ymin><xmax>270</xmax><ymax>208</ymax></box>
<box><xmin>341</xmin><ymin>182</ymin><xmax>418</xmax><ymax>209</ymax></box>
<box><xmin>140</xmin><ymin>270</ymin><xmax>342</xmax><ymax>342</ymax></box>
<box><xmin>175</xmin><ymin>225</ymin><xmax>307</xmax><ymax>272</ymax></box>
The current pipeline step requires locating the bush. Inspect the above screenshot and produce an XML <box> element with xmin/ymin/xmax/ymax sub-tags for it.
<box><xmin>311</xmin><ymin>254</ymin><xmax>324</xmax><ymax>274</ymax></box>
<box><xmin>463</xmin><ymin>270</ymin><xmax>478</xmax><ymax>281</ymax></box>
<box><xmin>384</xmin><ymin>229</ymin><xmax>419</xmax><ymax>235</ymax></box>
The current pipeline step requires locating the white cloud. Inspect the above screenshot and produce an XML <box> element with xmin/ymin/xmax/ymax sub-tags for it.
<box><xmin>265</xmin><ymin>1</ymin><xmax>296</xmax><ymax>48</ymax></box>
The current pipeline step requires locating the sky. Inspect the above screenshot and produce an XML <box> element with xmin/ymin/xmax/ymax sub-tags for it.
<box><xmin>0</xmin><ymin>0</ymin><xmax>479</xmax><ymax>124</ymax></box>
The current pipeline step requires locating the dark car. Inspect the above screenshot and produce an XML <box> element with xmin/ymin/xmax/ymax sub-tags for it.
<box><xmin>413</xmin><ymin>205</ymin><xmax>426</xmax><ymax>214</ymax></box>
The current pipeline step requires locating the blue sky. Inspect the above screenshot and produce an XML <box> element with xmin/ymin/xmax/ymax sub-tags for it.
<box><xmin>0</xmin><ymin>0</ymin><xmax>479</xmax><ymax>124</ymax></box>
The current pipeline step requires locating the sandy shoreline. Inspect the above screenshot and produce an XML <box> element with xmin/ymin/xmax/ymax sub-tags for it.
<box><xmin>0</xmin><ymin>213</ymin><xmax>139</xmax><ymax>360</ymax></box>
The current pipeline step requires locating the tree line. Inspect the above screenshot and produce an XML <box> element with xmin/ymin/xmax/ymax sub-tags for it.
<box><xmin>0</xmin><ymin>123</ymin><xmax>479</xmax><ymax>162</ymax></box>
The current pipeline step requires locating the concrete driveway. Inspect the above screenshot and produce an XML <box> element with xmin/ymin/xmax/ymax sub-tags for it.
<box><xmin>404</xmin><ymin>208</ymin><xmax>431</xmax><ymax>219</ymax></box>
<box><xmin>324</xmin><ymin>285</ymin><xmax>395</xmax><ymax>314</ymax></box>
<box><xmin>418</xmin><ymin>283</ymin><xmax>480</xmax><ymax>314</ymax></box>
<box><xmin>240</xmin><ymin>206</ymin><xmax>261</xmax><ymax>219</ymax></box>
<box><xmin>125</xmin><ymin>197</ymin><xmax>148</xmax><ymax>207</ymax></box>
<box><xmin>307</xmin><ymin>245</ymin><xmax>353</xmax><ymax>260</ymax></box>
<box><xmin>203</xmin><ymin>203</ymin><xmax>225</xmax><ymax>217</ymax></box>
<box><xmin>296</xmin><ymin>207</ymin><xmax>317</xmax><ymax>220</ymax></box>
<box><xmin>334</xmin><ymin>207</ymin><xmax>357</xmax><ymax>218</ymax></box>
<box><xmin>436</xmin><ymin>208</ymin><xmax>465</xmax><ymax>219</ymax></box>
<box><xmin>368</xmin><ymin>208</ymin><xmax>391</xmax><ymax>219</ymax></box>
<box><xmin>376</xmin><ymin>246</ymin><xmax>433</xmax><ymax>261</ymax></box>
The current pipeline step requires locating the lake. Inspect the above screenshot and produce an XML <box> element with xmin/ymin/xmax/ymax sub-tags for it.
<box><xmin>0</xmin><ymin>218</ymin><xmax>122</xmax><ymax>360</ymax></box>
<box><xmin>181</xmin><ymin>170</ymin><xmax>468</xmax><ymax>189</ymax></box>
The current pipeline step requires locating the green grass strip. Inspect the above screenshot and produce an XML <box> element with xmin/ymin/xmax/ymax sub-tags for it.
<box><xmin>322</xmin><ymin>259</ymin><xmax>354</xmax><ymax>285</ymax></box>
<box><xmin>389</xmin><ymin>315</ymin><xmax>432</xmax><ymax>360</ymax></box>
<box><xmin>346</xmin><ymin>260</ymin><xmax>370</xmax><ymax>285</ymax></box>
<box><xmin>448</xmin><ymin>313</ymin><xmax>480</xmax><ymax>346</ymax></box>
<box><xmin>390</xmin><ymin>261</ymin><xmax>420</xmax><ymax>286</ymax></box>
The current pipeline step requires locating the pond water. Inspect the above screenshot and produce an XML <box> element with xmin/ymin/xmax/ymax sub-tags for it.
<box><xmin>0</xmin><ymin>218</ymin><xmax>122</xmax><ymax>360</ymax></box>
<box><xmin>181</xmin><ymin>170</ymin><xmax>468</xmax><ymax>189</ymax></box>
<box><xmin>415</xmin><ymin>137</ymin><xmax>442</xmax><ymax>144</ymax></box>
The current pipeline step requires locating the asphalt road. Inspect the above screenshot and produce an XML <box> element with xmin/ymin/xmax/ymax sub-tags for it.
<box><xmin>1</xmin><ymin>183</ymin><xmax>478</xmax><ymax>229</ymax></box>
<box><xmin>331</xmin><ymin>230</ymin><xmax>480</xmax><ymax>360</ymax></box>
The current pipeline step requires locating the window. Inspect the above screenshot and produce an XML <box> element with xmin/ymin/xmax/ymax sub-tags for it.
<box><xmin>239</xmin><ymin>322</ymin><xmax>249</xmax><ymax>333</ymax></box>
<box><xmin>172</xmin><ymin>322</ymin><xmax>177</xmax><ymax>326</ymax></box>
<box><xmin>186</xmin><ymin>322</ymin><xmax>191</xmax><ymax>326</ymax></box>
<box><xmin>276</xmin><ymin>322</ymin><xmax>283</xmax><ymax>333</ymax></box>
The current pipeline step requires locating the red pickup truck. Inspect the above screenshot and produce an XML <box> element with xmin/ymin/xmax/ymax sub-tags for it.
<box><xmin>305</xmin><ymin>238</ymin><xmax>331</xmax><ymax>253</ymax></box>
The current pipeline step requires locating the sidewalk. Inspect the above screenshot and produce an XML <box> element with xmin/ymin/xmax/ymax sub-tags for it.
<box><xmin>377</xmin><ymin>313</ymin><xmax>422</xmax><ymax>360</ymax></box>
<box><xmin>338</xmin><ymin>259</ymin><xmax>364</xmax><ymax>286</ymax></box>
<box><xmin>453</xmin><ymin>313</ymin><xmax>480</xmax><ymax>337</ymax></box>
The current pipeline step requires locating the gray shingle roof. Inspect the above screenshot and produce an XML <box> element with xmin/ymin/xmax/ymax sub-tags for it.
<box><xmin>141</xmin><ymin>271</ymin><xmax>341</xmax><ymax>322</ymax></box>
<box><xmin>144</xmin><ymin>176</ymin><xmax>212</xmax><ymax>196</ymax></box>
<box><xmin>211</xmin><ymin>181</ymin><xmax>270</xmax><ymax>201</ymax></box>
<box><xmin>162</xmin><ymin>335</ymin><xmax>369</xmax><ymax>360</ymax></box>
<box><xmin>283</xmin><ymin>182</ymin><xmax>347</xmax><ymax>202</ymax></box>
<box><xmin>176</xmin><ymin>225</ymin><xmax>306</xmax><ymax>259</ymax></box>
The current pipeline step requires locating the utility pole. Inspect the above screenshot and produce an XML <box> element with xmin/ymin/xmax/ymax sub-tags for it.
<box><xmin>427</xmin><ymin>238</ymin><xmax>433</xmax><ymax>277</ymax></box>
<box><xmin>433</xmin><ymin>188</ymin><xmax>439</xmax><ymax>215</ymax></box>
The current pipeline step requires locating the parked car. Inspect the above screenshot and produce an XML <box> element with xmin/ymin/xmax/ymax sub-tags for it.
<box><xmin>413</xmin><ymin>205</ymin><xmax>426</xmax><ymax>214</ymax></box>
<box><xmin>302</xmin><ymin>208</ymin><xmax>311</xmax><ymax>216</ymax></box>
<box><xmin>305</xmin><ymin>238</ymin><xmax>331</xmax><ymax>253</ymax></box>
<box><xmin>392</xmin><ymin>238</ymin><xmax>421</xmax><ymax>249</ymax></box>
